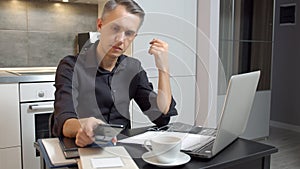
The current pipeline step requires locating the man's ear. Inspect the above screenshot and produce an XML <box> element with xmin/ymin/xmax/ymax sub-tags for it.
<box><xmin>97</xmin><ymin>18</ymin><xmax>103</xmax><ymax>31</ymax></box>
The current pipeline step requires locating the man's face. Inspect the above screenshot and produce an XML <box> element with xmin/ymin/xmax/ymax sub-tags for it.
<box><xmin>97</xmin><ymin>5</ymin><xmax>141</xmax><ymax>58</ymax></box>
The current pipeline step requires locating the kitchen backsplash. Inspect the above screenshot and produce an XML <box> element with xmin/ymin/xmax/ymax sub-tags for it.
<box><xmin>0</xmin><ymin>0</ymin><xmax>97</xmax><ymax>67</ymax></box>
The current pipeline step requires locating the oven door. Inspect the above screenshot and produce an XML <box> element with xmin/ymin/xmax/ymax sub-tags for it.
<box><xmin>21</xmin><ymin>101</ymin><xmax>54</xmax><ymax>169</ymax></box>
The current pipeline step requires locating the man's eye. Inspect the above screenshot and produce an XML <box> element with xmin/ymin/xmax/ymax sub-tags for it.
<box><xmin>111</xmin><ymin>26</ymin><xmax>120</xmax><ymax>32</ymax></box>
<box><xmin>125</xmin><ymin>31</ymin><xmax>135</xmax><ymax>37</ymax></box>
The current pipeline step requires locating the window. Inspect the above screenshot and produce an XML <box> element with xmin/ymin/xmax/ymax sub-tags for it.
<box><xmin>280</xmin><ymin>3</ymin><xmax>296</xmax><ymax>25</ymax></box>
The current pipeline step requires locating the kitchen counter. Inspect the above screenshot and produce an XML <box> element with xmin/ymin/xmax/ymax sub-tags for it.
<box><xmin>0</xmin><ymin>67</ymin><xmax>56</xmax><ymax>83</ymax></box>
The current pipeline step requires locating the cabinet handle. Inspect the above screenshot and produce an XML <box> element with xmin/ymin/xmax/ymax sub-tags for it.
<box><xmin>29</xmin><ymin>104</ymin><xmax>53</xmax><ymax>110</ymax></box>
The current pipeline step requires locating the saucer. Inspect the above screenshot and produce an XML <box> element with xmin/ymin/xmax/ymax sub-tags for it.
<box><xmin>142</xmin><ymin>152</ymin><xmax>191</xmax><ymax>167</ymax></box>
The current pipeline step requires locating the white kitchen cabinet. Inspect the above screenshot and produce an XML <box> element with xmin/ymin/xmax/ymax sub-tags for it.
<box><xmin>241</xmin><ymin>91</ymin><xmax>271</xmax><ymax>139</ymax></box>
<box><xmin>131</xmin><ymin>0</ymin><xmax>197</xmax><ymax>128</ymax></box>
<box><xmin>0</xmin><ymin>83</ymin><xmax>21</xmax><ymax>169</ymax></box>
<box><xmin>0</xmin><ymin>147</ymin><xmax>22</xmax><ymax>169</ymax></box>
<box><xmin>134</xmin><ymin>0</ymin><xmax>197</xmax><ymax>77</ymax></box>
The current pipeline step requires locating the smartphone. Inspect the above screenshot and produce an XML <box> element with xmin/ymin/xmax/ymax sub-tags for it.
<box><xmin>93</xmin><ymin>123</ymin><xmax>124</xmax><ymax>145</ymax></box>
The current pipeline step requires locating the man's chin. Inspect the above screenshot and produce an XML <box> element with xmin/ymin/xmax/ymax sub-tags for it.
<box><xmin>106</xmin><ymin>50</ymin><xmax>123</xmax><ymax>58</ymax></box>
<box><xmin>104</xmin><ymin>53</ymin><xmax>121</xmax><ymax>59</ymax></box>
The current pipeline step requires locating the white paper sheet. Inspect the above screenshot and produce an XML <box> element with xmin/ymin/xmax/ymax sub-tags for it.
<box><xmin>118</xmin><ymin>131</ymin><xmax>215</xmax><ymax>150</ymax></box>
<box><xmin>91</xmin><ymin>157</ymin><xmax>124</xmax><ymax>168</ymax></box>
<box><xmin>79</xmin><ymin>146</ymin><xmax>139</xmax><ymax>169</ymax></box>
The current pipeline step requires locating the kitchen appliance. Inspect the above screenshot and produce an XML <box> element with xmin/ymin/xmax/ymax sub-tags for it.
<box><xmin>3</xmin><ymin>67</ymin><xmax>56</xmax><ymax>76</ymax></box>
<box><xmin>20</xmin><ymin>82</ymin><xmax>55</xmax><ymax>169</ymax></box>
<box><xmin>78</xmin><ymin>32</ymin><xmax>99</xmax><ymax>52</ymax></box>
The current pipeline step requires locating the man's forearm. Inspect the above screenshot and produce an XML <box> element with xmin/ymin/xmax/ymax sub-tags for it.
<box><xmin>63</xmin><ymin>118</ymin><xmax>81</xmax><ymax>138</ymax></box>
<box><xmin>157</xmin><ymin>70</ymin><xmax>172</xmax><ymax>114</ymax></box>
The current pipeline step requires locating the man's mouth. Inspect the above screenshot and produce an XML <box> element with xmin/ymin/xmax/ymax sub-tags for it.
<box><xmin>112</xmin><ymin>46</ymin><xmax>122</xmax><ymax>51</ymax></box>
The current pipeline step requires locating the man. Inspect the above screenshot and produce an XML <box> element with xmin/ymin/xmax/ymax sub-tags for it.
<box><xmin>53</xmin><ymin>0</ymin><xmax>177</xmax><ymax>147</ymax></box>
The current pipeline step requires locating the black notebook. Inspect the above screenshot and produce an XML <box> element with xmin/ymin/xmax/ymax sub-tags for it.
<box><xmin>58</xmin><ymin>137</ymin><xmax>80</xmax><ymax>159</ymax></box>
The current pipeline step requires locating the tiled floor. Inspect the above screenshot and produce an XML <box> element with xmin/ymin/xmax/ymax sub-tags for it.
<box><xmin>258</xmin><ymin>127</ymin><xmax>300</xmax><ymax>169</ymax></box>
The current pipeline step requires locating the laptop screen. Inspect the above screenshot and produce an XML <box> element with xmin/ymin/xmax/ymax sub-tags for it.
<box><xmin>211</xmin><ymin>71</ymin><xmax>260</xmax><ymax>155</ymax></box>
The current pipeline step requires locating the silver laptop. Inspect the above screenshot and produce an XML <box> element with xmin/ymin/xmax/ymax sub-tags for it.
<box><xmin>182</xmin><ymin>71</ymin><xmax>261</xmax><ymax>158</ymax></box>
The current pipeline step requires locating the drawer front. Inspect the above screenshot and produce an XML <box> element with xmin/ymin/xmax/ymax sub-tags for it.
<box><xmin>20</xmin><ymin>82</ymin><xmax>55</xmax><ymax>102</ymax></box>
<box><xmin>0</xmin><ymin>84</ymin><xmax>20</xmax><ymax>148</ymax></box>
<box><xmin>0</xmin><ymin>147</ymin><xmax>22</xmax><ymax>169</ymax></box>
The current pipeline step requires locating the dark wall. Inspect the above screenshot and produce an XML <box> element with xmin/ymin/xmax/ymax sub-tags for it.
<box><xmin>271</xmin><ymin>0</ymin><xmax>300</xmax><ymax>125</ymax></box>
<box><xmin>0</xmin><ymin>0</ymin><xmax>97</xmax><ymax>67</ymax></box>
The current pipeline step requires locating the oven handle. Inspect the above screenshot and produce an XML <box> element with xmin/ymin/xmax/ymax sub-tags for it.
<box><xmin>29</xmin><ymin>104</ymin><xmax>54</xmax><ymax>110</ymax></box>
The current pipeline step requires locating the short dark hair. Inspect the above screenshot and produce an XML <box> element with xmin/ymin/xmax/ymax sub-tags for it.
<box><xmin>102</xmin><ymin>0</ymin><xmax>145</xmax><ymax>25</ymax></box>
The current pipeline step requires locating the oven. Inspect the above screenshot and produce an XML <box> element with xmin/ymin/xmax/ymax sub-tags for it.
<box><xmin>20</xmin><ymin>82</ymin><xmax>55</xmax><ymax>169</ymax></box>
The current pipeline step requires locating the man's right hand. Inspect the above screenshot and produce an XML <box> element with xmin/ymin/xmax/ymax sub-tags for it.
<box><xmin>76</xmin><ymin>117</ymin><xmax>104</xmax><ymax>147</ymax></box>
<box><xmin>63</xmin><ymin>117</ymin><xmax>104</xmax><ymax>147</ymax></box>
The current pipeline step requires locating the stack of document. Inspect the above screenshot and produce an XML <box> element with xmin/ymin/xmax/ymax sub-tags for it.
<box><xmin>41</xmin><ymin>138</ymin><xmax>138</xmax><ymax>169</ymax></box>
<box><xmin>41</xmin><ymin>138</ymin><xmax>77</xmax><ymax>166</ymax></box>
<box><xmin>118</xmin><ymin>131</ymin><xmax>215</xmax><ymax>151</ymax></box>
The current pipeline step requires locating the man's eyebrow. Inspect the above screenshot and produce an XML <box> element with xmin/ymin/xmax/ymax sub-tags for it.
<box><xmin>112</xmin><ymin>23</ymin><xmax>137</xmax><ymax>32</ymax></box>
<box><xmin>110</xmin><ymin>22</ymin><xmax>119</xmax><ymax>27</ymax></box>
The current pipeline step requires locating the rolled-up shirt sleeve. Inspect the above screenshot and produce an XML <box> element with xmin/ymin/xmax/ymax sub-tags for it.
<box><xmin>53</xmin><ymin>56</ymin><xmax>78</xmax><ymax>137</ymax></box>
<box><xmin>132</xmin><ymin>70</ymin><xmax>178</xmax><ymax>127</ymax></box>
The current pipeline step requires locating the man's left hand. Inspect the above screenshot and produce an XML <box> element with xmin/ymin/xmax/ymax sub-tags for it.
<box><xmin>148</xmin><ymin>38</ymin><xmax>169</xmax><ymax>73</ymax></box>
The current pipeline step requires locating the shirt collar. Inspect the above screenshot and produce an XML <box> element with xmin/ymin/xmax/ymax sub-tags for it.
<box><xmin>78</xmin><ymin>40</ymin><xmax>100</xmax><ymax>69</ymax></box>
<box><xmin>98</xmin><ymin>55</ymin><xmax>126</xmax><ymax>74</ymax></box>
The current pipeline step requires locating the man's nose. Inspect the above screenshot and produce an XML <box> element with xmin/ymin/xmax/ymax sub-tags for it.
<box><xmin>115</xmin><ymin>32</ymin><xmax>126</xmax><ymax>42</ymax></box>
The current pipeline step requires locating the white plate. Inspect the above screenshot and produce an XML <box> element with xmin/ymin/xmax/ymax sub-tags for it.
<box><xmin>142</xmin><ymin>152</ymin><xmax>191</xmax><ymax>167</ymax></box>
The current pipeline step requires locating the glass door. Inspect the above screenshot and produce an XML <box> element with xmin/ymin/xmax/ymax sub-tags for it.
<box><xmin>219</xmin><ymin>0</ymin><xmax>274</xmax><ymax>90</ymax></box>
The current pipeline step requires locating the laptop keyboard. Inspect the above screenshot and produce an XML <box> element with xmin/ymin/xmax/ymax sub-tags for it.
<box><xmin>193</xmin><ymin>139</ymin><xmax>214</xmax><ymax>153</ymax></box>
<box><xmin>198</xmin><ymin>128</ymin><xmax>217</xmax><ymax>137</ymax></box>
